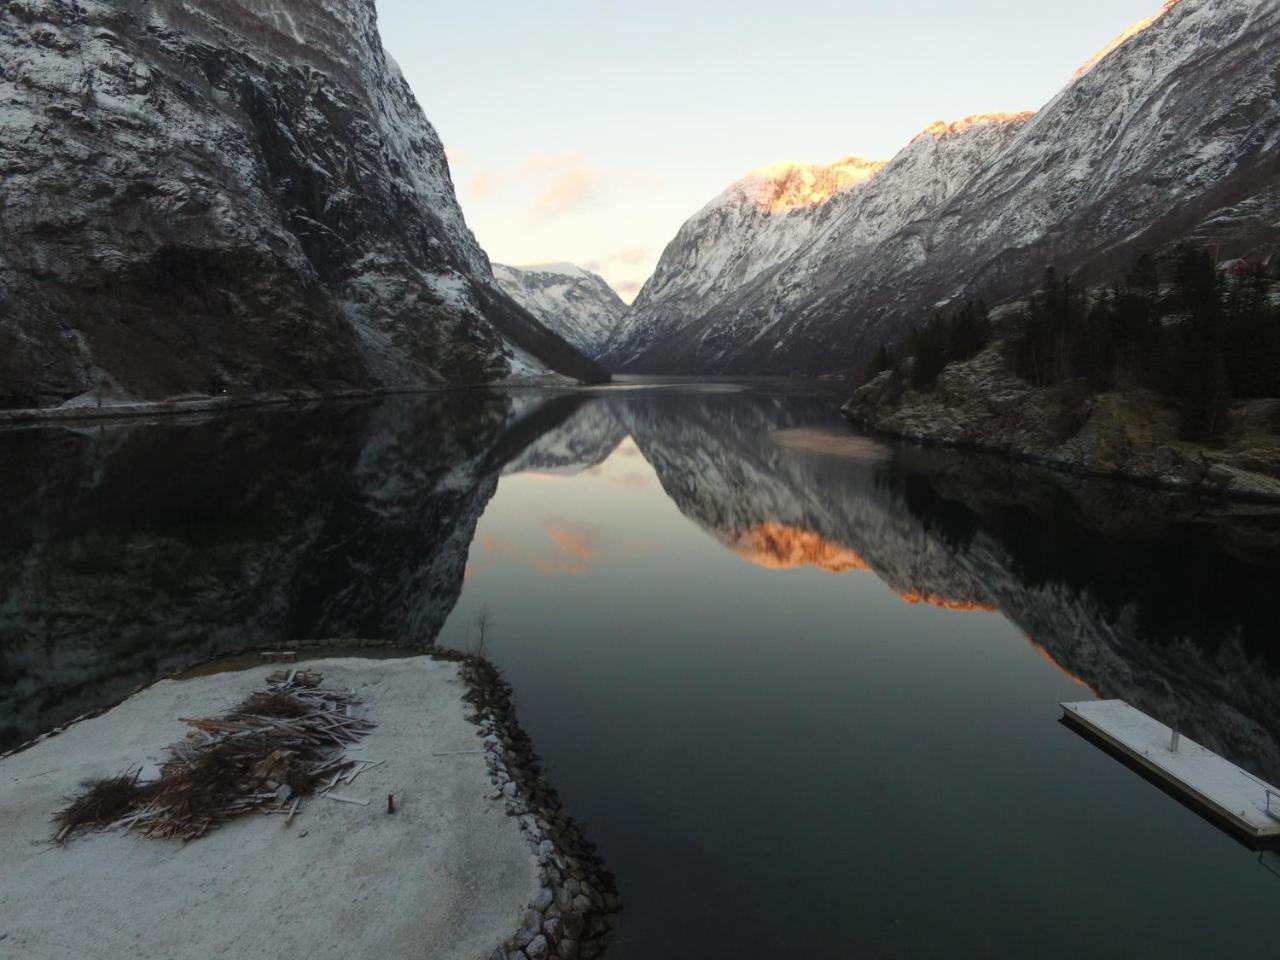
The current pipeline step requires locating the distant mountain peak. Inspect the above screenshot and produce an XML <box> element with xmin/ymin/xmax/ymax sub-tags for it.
<box><xmin>493</xmin><ymin>263</ymin><xmax>625</xmax><ymax>359</ymax></box>
<box><xmin>505</xmin><ymin>262</ymin><xmax>593</xmax><ymax>278</ymax></box>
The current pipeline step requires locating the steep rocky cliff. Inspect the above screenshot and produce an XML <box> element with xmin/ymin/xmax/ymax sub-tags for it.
<box><xmin>613</xmin><ymin>0</ymin><xmax>1280</xmax><ymax>375</ymax></box>
<box><xmin>0</xmin><ymin>0</ymin><xmax>605</xmax><ymax>413</ymax></box>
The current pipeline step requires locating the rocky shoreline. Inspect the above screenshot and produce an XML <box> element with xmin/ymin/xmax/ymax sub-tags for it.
<box><xmin>843</xmin><ymin>348</ymin><xmax>1280</xmax><ymax>503</ymax></box>
<box><xmin>0</xmin><ymin>380</ymin><xmax>582</xmax><ymax>429</ymax></box>
<box><xmin>444</xmin><ymin>652</ymin><xmax>620</xmax><ymax>960</ymax></box>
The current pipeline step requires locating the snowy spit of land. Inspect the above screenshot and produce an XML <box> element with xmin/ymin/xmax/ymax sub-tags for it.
<box><xmin>0</xmin><ymin>657</ymin><xmax>538</xmax><ymax>960</ymax></box>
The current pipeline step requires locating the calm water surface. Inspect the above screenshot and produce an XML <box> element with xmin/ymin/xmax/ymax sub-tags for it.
<box><xmin>3</xmin><ymin>381</ymin><xmax>1279</xmax><ymax>958</ymax></box>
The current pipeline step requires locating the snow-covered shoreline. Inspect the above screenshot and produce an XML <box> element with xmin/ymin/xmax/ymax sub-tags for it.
<box><xmin>0</xmin><ymin>381</ymin><xmax>577</xmax><ymax>429</ymax></box>
<box><xmin>0</xmin><ymin>657</ymin><xmax>540</xmax><ymax>960</ymax></box>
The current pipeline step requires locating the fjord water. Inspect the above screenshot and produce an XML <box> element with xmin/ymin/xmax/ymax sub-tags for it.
<box><xmin>3</xmin><ymin>383</ymin><xmax>1279</xmax><ymax>957</ymax></box>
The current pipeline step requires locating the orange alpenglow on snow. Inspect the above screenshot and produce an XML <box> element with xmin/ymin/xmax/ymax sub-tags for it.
<box><xmin>731</xmin><ymin>523</ymin><xmax>871</xmax><ymax>573</ymax></box>
<box><xmin>897</xmin><ymin>590</ymin><xmax>997</xmax><ymax>614</ymax></box>
<box><xmin>738</xmin><ymin>158</ymin><xmax>886</xmax><ymax>214</ymax></box>
<box><xmin>911</xmin><ymin>112</ymin><xmax>1036</xmax><ymax>143</ymax></box>
<box><xmin>1074</xmin><ymin>0</ymin><xmax>1182</xmax><ymax>79</ymax></box>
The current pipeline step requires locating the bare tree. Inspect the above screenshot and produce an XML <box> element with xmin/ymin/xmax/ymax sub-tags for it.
<box><xmin>472</xmin><ymin>604</ymin><xmax>493</xmax><ymax>659</ymax></box>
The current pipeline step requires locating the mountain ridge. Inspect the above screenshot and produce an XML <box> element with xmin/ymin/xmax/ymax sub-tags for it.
<box><xmin>606</xmin><ymin>112</ymin><xmax>1032</xmax><ymax>370</ymax></box>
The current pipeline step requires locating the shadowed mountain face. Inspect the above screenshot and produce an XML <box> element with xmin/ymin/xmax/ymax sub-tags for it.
<box><xmin>4</xmin><ymin>386</ymin><xmax>1280</xmax><ymax>786</ymax></box>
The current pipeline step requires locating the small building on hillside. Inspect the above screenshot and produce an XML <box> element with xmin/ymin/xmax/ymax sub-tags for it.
<box><xmin>1216</xmin><ymin>258</ymin><xmax>1250</xmax><ymax>278</ymax></box>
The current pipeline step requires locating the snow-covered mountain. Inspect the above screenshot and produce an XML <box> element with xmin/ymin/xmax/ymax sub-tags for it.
<box><xmin>605</xmin><ymin>122</ymin><xmax>1026</xmax><ymax>370</ymax></box>
<box><xmin>493</xmin><ymin>263</ymin><xmax>627</xmax><ymax>358</ymax></box>
<box><xmin>611</xmin><ymin>0</ymin><xmax>1280</xmax><ymax>375</ymax></box>
<box><xmin>601</xmin><ymin>157</ymin><xmax>887</xmax><ymax>368</ymax></box>
<box><xmin>0</xmin><ymin>0</ymin><xmax>605</xmax><ymax>412</ymax></box>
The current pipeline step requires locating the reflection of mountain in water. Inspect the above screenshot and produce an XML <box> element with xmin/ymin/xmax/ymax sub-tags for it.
<box><xmin>533</xmin><ymin>390</ymin><xmax>1280</xmax><ymax>782</ymax></box>
<box><xmin>5</xmin><ymin>387</ymin><xmax>1280</xmax><ymax>785</ymax></box>
<box><xmin>0</xmin><ymin>394</ymin><xmax>577</xmax><ymax>751</ymax></box>
<box><xmin>503</xmin><ymin>397</ymin><xmax>628</xmax><ymax>477</ymax></box>
<box><xmin>881</xmin><ymin>450</ymin><xmax>1280</xmax><ymax>783</ymax></box>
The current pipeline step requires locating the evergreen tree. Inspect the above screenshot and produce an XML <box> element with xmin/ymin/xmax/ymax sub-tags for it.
<box><xmin>1127</xmin><ymin>253</ymin><xmax>1160</xmax><ymax>296</ymax></box>
<box><xmin>889</xmin><ymin>243</ymin><xmax>1274</xmax><ymax>439</ymax></box>
<box><xmin>868</xmin><ymin>342</ymin><xmax>896</xmax><ymax>378</ymax></box>
<box><xmin>1172</xmin><ymin>244</ymin><xmax>1222</xmax><ymax>324</ymax></box>
<box><xmin>909</xmin><ymin>317</ymin><xmax>948</xmax><ymax>392</ymax></box>
<box><xmin>1181</xmin><ymin>347</ymin><xmax>1232</xmax><ymax>445</ymax></box>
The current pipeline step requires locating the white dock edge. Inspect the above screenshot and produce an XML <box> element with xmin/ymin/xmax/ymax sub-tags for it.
<box><xmin>1062</xmin><ymin>700</ymin><xmax>1280</xmax><ymax>841</ymax></box>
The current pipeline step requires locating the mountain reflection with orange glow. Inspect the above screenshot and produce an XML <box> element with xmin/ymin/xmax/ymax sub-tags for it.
<box><xmin>731</xmin><ymin>523</ymin><xmax>871</xmax><ymax>573</ymax></box>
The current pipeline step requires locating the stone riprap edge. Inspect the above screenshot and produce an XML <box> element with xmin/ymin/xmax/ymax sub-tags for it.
<box><xmin>441</xmin><ymin>652</ymin><xmax>620</xmax><ymax>960</ymax></box>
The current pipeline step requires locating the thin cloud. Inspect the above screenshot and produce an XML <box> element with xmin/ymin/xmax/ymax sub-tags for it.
<box><xmin>612</xmin><ymin>246</ymin><xmax>649</xmax><ymax>265</ymax></box>
<box><xmin>586</xmin><ymin>247</ymin><xmax>650</xmax><ymax>272</ymax></box>
<box><xmin>541</xmin><ymin>520</ymin><xmax>598</xmax><ymax>572</ymax></box>
<box><xmin>533</xmin><ymin>167</ymin><xmax>596</xmax><ymax>216</ymax></box>
<box><xmin>608</xmin><ymin>472</ymin><xmax>651</xmax><ymax>490</ymax></box>
<box><xmin>477</xmin><ymin>520</ymin><xmax>601</xmax><ymax>576</ymax></box>
<box><xmin>463</xmin><ymin>151</ymin><xmax>597</xmax><ymax>212</ymax></box>
<box><xmin>469</xmin><ymin>170</ymin><xmax>507</xmax><ymax>200</ymax></box>
<box><xmin>521</xmin><ymin>151</ymin><xmax>586</xmax><ymax>175</ymax></box>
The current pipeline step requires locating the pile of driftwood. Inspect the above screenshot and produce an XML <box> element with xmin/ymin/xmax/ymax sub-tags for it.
<box><xmin>55</xmin><ymin>669</ymin><xmax>380</xmax><ymax>843</ymax></box>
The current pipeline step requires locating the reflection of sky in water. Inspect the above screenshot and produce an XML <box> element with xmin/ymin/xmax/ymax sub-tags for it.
<box><xmin>442</xmin><ymin>420</ymin><xmax>1279</xmax><ymax>959</ymax></box>
<box><xmin>465</xmin><ymin>437</ymin><xmax>663</xmax><ymax>581</ymax></box>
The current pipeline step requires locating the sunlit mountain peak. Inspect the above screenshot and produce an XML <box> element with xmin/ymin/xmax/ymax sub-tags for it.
<box><xmin>731</xmin><ymin>523</ymin><xmax>872</xmax><ymax>573</ymax></box>
<box><xmin>912</xmin><ymin>112</ymin><xmax>1036</xmax><ymax>143</ymax></box>
<box><xmin>1074</xmin><ymin>0</ymin><xmax>1182</xmax><ymax>79</ymax></box>
<box><xmin>734</xmin><ymin>157</ymin><xmax>887</xmax><ymax>214</ymax></box>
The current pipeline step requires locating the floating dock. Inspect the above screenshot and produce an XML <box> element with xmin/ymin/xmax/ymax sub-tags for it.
<box><xmin>1061</xmin><ymin>700</ymin><xmax>1280</xmax><ymax>844</ymax></box>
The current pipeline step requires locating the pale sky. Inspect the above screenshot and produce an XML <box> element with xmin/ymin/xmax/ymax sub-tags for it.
<box><xmin>378</xmin><ymin>0</ymin><xmax>1164</xmax><ymax>301</ymax></box>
